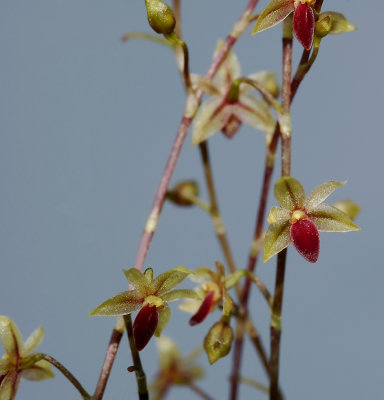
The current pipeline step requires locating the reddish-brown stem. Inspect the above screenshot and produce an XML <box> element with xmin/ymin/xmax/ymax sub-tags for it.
<box><xmin>172</xmin><ymin>0</ymin><xmax>181</xmax><ymax>37</ymax></box>
<box><xmin>188</xmin><ymin>383</ymin><xmax>215</xmax><ymax>400</ymax></box>
<box><xmin>92</xmin><ymin>327</ymin><xmax>124</xmax><ymax>400</ymax></box>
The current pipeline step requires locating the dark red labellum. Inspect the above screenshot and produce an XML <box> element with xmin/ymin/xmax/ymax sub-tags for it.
<box><xmin>222</xmin><ymin>114</ymin><xmax>242</xmax><ymax>139</ymax></box>
<box><xmin>133</xmin><ymin>304</ymin><xmax>159</xmax><ymax>351</ymax></box>
<box><xmin>293</xmin><ymin>3</ymin><xmax>315</xmax><ymax>51</ymax></box>
<box><xmin>290</xmin><ymin>218</ymin><xmax>319</xmax><ymax>263</ymax></box>
<box><xmin>189</xmin><ymin>291</ymin><xmax>215</xmax><ymax>326</ymax></box>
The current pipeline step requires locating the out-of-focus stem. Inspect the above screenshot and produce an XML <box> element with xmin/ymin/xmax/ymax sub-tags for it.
<box><xmin>93</xmin><ymin>320</ymin><xmax>125</xmax><ymax>400</ymax></box>
<box><xmin>188</xmin><ymin>383</ymin><xmax>215</xmax><ymax>400</ymax></box>
<box><xmin>172</xmin><ymin>0</ymin><xmax>182</xmax><ymax>37</ymax></box>
<box><xmin>124</xmin><ymin>315</ymin><xmax>148</xmax><ymax>400</ymax></box>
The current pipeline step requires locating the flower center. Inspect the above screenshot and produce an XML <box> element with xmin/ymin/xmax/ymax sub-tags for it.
<box><xmin>291</xmin><ymin>209</ymin><xmax>307</xmax><ymax>224</ymax></box>
<box><xmin>143</xmin><ymin>295</ymin><xmax>164</xmax><ymax>308</ymax></box>
<box><xmin>294</xmin><ymin>0</ymin><xmax>315</xmax><ymax>7</ymax></box>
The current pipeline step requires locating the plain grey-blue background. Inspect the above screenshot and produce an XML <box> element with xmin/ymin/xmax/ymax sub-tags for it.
<box><xmin>1</xmin><ymin>1</ymin><xmax>382</xmax><ymax>399</ymax></box>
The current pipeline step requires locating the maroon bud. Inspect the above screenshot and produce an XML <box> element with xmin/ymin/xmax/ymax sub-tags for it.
<box><xmin>189</xmin><ymin>291</ymin><xmax>215</xmax><ymax>326</ymax></box>
<box><xmin>290</xmin><ymin>218</ymin><xmax>319</xmax><ymax>263</ymax></box>
<box><xmin>221</xmin><ymin>114</ymin><xmax>242</xmax><ymax>139</ymax></box>
<box><xmin>133</xmin><ymin>304</ymin><xmax>159</xmax><ymax>351</ymax></box>
<box><xmin>293</xmin><ymin>2</ymin><xmax>315</xmax><ymax>51</ymax></box>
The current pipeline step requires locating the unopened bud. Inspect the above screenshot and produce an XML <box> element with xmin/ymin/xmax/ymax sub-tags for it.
<box><xmin>204</xmin><ymin>321</ymin><xmax>234</xmax><ymax>364</ymax></box>
<box><xmin>315</xmin><ymin>15</ymin><xmax>331</xmax><ymax>38</ymax></box>
<box><xmin>167</xmin><ymin>180</ymin><xmax>199</xmax><ymax>207</ymax></box>
<box><xmin>145</xmin><ymin>0</ymin><xmax>176</xmax><ymax>35</ymax></box>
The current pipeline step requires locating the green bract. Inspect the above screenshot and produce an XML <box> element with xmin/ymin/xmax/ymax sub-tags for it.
<box><xmin>264</xmin><ymin>177</ymin><xmax>360</xmax><ymax>263</ymax></box>
<box><xmin>0</xmin><ymin>317</ymin><xmax>54</xmax><ymax>400</ymax></box>
<box><xmin>89</xmin><ymin>267</ymin><xmax>199</xmax><ymax>337</ymax></box>
<box><xmin>191</xmin><ymin>40</ymin><xmax>276</xmax><ymax>145</ymax></box>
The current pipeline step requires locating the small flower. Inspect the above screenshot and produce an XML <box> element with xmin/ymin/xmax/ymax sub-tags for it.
<box><xmin>0</xmin><ymin>317</ymin><xmax>54</xmax><ymax>400</ymax></box>
<box><xmin>179</xmin><ymin>262</ymin><xmax>245</xmax><ymax>326</ymax></box>
<box><xmin>264</xmin><ymin>177</ymin><xmax>360</xmax><ymax>263</ymax></box>
<box><xmin>191</xmin><ymin>40</ymin><xmax>276</xmax><ymax>145</ymax></box>
<box><xmin>89</xmin><ymin>267</ymin><xmax>199</xmax><ymax>351</ymax></box>
<box><xmin>150</xmin><ymin>337</ymin><xmax>204</xmax><ymax>400</ymax></box>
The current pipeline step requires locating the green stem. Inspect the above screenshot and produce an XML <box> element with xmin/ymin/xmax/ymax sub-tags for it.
<box><xmin>121</xmin><ymin>32</ymin><xmax>172</xmax><ymax>47</ymax></box>
<box><xmin>123</xmin><ymin>315</ymin><xmax>148</xmax><ymax>400</ymax></box>
<box><xmin>38</xmin><ymin>353</ymin><xmax>91</xmax><ymax>400</ymax></box>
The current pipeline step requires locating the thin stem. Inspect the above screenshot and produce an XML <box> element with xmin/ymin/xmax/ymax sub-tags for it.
<box><xmin>188</xmin><ymin>383</ymin><xmax>215</xmax><ymax>400</ymax></box>
<box><xmin>123</xmin><ymin>314</ymin><xmax>148</xmax><ymax>400</ymax></box>
<box><xmin>246</xmin><ymin>272</ymin><xmax>273</xmax><ymax>308</ymax></box>
<box><xmin>38</xmin><ymin>353</ymin><xmax>91</xmax><ymax>400</ymax></box>
<box><xmin>93</xmin><ymin>319</ymin><xmax>125</xmax><ymax>400</ymax></box>
<box><xmin>172</xmin><ymin>0</ymin><xmax>182</xmax><ymax>37</ymax></box>
<box><xmin>121</xmin><ymin>32</ymin><xmax>172</xmax><ymax>47</ymax></box>
<box><xmin>269</xmin><ymin>21</ymin><xmax>293</xmax><ymax>400</ymax></box>
<box><xmin>240</xmin><ymin>376</ymin><xmax>269</xmax><ymax>394</ymax></box>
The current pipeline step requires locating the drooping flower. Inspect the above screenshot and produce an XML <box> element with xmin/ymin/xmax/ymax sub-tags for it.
<box><xmin>179</xmin><ymin>262</ymin><xmax>244</xmax><ymax>326</ymax></box>
<box><xmin>264</xmin><ymin>177</ymin><xmax>360</xmax><ymax>263</ymax></box>
<box><xmin>89</xmin><ymin>267</ymin><xmax>199</xmax><ymax>351</ymax></box>
<box><xmin>150</xmin><ymin>337</ymin><xmax>204</xmax><ymax>400</ymax></box>
<box><xmin>191</xmin><ymin>40</ymin><xmax>276</xmax><ymax>145</ymax></box>
<box><xmin>0</xmin><ymin>317</ymin><xmax>54</xmax><ymax>400</ymax></box>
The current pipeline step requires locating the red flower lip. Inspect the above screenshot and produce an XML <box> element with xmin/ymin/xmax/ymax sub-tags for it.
<box><xmin>133</xmin><ymin>304</ymin><xmax>159</xmax><ymax>351</ymax></box>
<box><xmin>189</xmin><ymin>291</ymin><xmax>215</xmax><ymax>326</ymax></box>
<box><xmin>293</xmin><ymin>2</ymin><xmax>315</xmax><ymax>50</ymax></box>
<box><xmin>290</xmin><ymin>218</ymin><xmax>319</xmax><ymax>263</ymax></box>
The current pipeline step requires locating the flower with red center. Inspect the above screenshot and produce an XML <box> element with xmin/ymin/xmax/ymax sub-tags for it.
<box><xmin>89</xmin><ymin>267</ymin><xmax>199</xmax><ymax>351</ymax></box>
<box><xmin>191</xmin><ymin>40</ymin><xmax>276</xmax><ymax>145</ymax></box>
<box><xmin>0</xmin><ymin>317</ymin><xmax>54</xmax><ymax>400</ymax></box>
<box><xmin>251</xmin><ymin>0</ymin><xmax>317</xmax><ymax>50</ymax></box>
<box><xmin>264</xmin><ymin>176</ymin><xmax>360</xmax><ymax>263</ymax></box>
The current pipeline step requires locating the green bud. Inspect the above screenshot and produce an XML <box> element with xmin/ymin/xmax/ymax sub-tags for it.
<box><xmin>320</xmin><ymin>12</ymin><xmax>357</xmax><ymax>35</ymax></box>
<box><xmin>204</xmin><ymin>321</ymin><xmax>234</xmax><ymax>364</ymax></box>
<box><xmin>315</xmin><ymin>15</ymin><xmax>331</xmax><ymax>38</ymax></box>
<box><xmin>145</xmin><ymin>0</ymin><xmax>176</xmax><ymax>35</ymax></box>
<box><xmin>167</xmin><ymin>180</ymin><xmax>199</xmax><ymax>207</ymax></box>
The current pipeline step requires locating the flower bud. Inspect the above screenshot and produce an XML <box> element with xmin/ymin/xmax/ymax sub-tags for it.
<box><xmin>204</xmin><ymin>321</ymin><xmax>234</xmax><ymax>364</ymax></box>
<box><xmin>167</xmin><ymin>180</ymin><xmax>199</xmax><ymax>207</ymax></box>
<box><xmin>315</xmin><ymin>15</ymin><xmax>331</xmax><ymax>38</ymax></box>
<box><xmin>145</xmin><ymin>0</ymin><xmax>176</xmax><ymax>35</ymax></box>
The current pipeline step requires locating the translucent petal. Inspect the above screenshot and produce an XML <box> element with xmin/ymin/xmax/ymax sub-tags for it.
<box><xmin>190</xmin><ymin>74</ymin><xmax>220</xmax><ymax>96</ymax></box>
<box><xmin>192</xmin><ymin>97</ymin><xmax>232</xmax><ymax>145</ymax></box>
<box><xmin>213</xmin><ymin>39</ymin><xmax>241</xmax><ymax>87</ymax></box>
<box><xmin>22</xmin><ymin>326</ymin><xmax>44</xmax><ymax>357</ymax></box>
<box><xmin>305</xmin><ymin>181</ymin><xmax>346</xmax><ymax>212</ymax></box>
<box><xmin>0</xmin><ymin>370</ymin><xmax>20</xmax><ymax>400</ymax></box>
<box><xmin>21</xmin><ymin>360</ymin><xmax>54</xmax><ymax>381</ymax></box>
<box><xmin>274</xmin><ymin>176</ymin><xmax>306</xmax><ymax>211</ymax></box>
<box><xmin>309</xmin><ymin>204</ymin><xmax>360</xmax><ymax>232</ymax></box>
<box><xmin>123</xmin><ymin>268</ymin><xmax>149</xmax><ymax>297</ymax></box>
<box><xmin>89</xmin><ymin>291</ymin><xmax>143</xmax><ymax>316</ymax></box>
<box><xmin>0</xmin><ymin>360</ymin><xmax>10</xmax><ymax>375</ymax></box>
<box><xmin>251</xmin><ymin>0</ymin><xmax>295</xmax><ymax>35</ymax></box>
<box><xmin>234</xmin><ymin>94</ymin><xmax>275</xmax><ymax>134</ymax></box>
<box><xmin>225</xmin><ymin>270</ymin><xmax>246</xmax><ymax>289</ymax></box>
<box><xmin>156</xmin><ymin>336</ymin><xmax>181</xmax><ymax>370</ymax></box>
<box><xmin>151</xmin><ymin>267</ymin><xmax>191</xmax><ymax>297</ymax></box>
<box><xmin>242</xmin><ymin>71</ymin><xmax>279</xmax><ymax>98</ymax></box>
<box><xmin>263</xmin><ymin>221</ymin><xmax>291</xmax><ymax>263</ymax></box>
<box><xmin>178</xmin><ymin>299</ymin><xmax>201</xmax><ymax>315</ymax></box>
<box><xmin>0</xmin><ymin>317</ymin><xmax>23</xmax><ymax>360</ymax></box>
<box><xmin>154</xmin><ymin>305</ymin><xmax>171</xmax><ymax>337</ymax></box>
<box><xmin>332</xmin><ymin>200</ymin><xmax>361</xmax><ymax>221</ymax></box>
<box><xmin>267</xmin><ymin>206</ymin><xmax>291</xmax><ymax>224</ymax></box>
<box><xmin>161</xmin><ymin>289</ymin><xmax>200</xmax><ymax>303</ymax></box>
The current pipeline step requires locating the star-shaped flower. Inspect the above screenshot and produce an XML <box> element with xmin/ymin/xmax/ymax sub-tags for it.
<box><xmin>150</xmin><ymin>337</ymin><xmax>204</xmax><ymax>400</ymax></box>
<box><xmin>191</xmin><ymin>40</ymin><xmax>276</xmax><ymax>145</ymax></box>
<box><xmin>89</xmin><ymin>267</ymin><xmax>199</xmax><ymax>351</ymax></box>
<box><xmin>0</xmin><ymin>317</ymin><xmax>54</xmax><ymax>400</ymax></box>
<box><xmin>264</xmin><ymin>177</ymin><xmax>360</xmax><ymax>263</ymax></box>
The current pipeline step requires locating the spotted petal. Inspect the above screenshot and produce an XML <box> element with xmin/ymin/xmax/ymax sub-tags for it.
<box><xmin>304</xmin><ymin>181</ymin><xmax>345</xmax><ymax>212</ymax></box>
<box><xmin>0</xmin><ymin>360</ymin><xmax>10</xmax><ymax>375</ymax></box>
<box><xmin>161</xmin><ymin>289</ymin><xmax>200</xmax><ymax>303</ymax></box>
<box><xmin>234</xmin><ymin>94</ymin><xmax>275</xmax><ymax>135</ymax></box>
<box><xmin>263</xmin><ymin>220</ymin><xmax>291</xmax><ymax>262</ymax></box>
<box><xmin>192</xmin><ymin>97</ymin><xmax>232</xmax><ymax>145</ymax></box>
<box><xmin>308</xmin><ymin>204</ymin><xmax>360</xmax><ymax>232</ymax></box>
<box><xmin>123</xmin><ymin>268</ymin><xmax>149</xmax><ymax>297</ymax></box>
<box><xmin>274</xmin><ymin>176</ymin><xmax>306</xmax><ymax>211</ymax></box>
<box><xmin>267</xmin><ymin>206</ymin><xmax>291</xmax><ymax>224</ymax></box>
<box><xmin>0</xmin><ymin>317</ymin><xmax>23</xmax><ymax>361</ymax></box>
<box><xmin>251</xmin><ymin>0</ymin><xmax>295</xmax><ymax>35</ymax></box>
<box><xmin>89</xmin><ymin>291</ymin><xmax>144</xmax><ymax>316</ymax></box>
